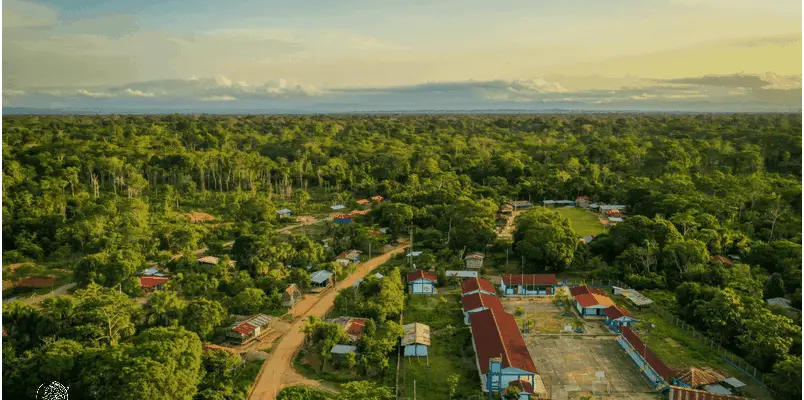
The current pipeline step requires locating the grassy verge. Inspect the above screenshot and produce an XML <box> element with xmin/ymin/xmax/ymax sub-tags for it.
<box><xmin>553</xmin><ymin>206</ymin><xmax>605</xmax><ymax>236</ymax></box>
<box><xmin>609</xmin><ymin>292</ymin><xmax>773</xmax><ymax>399</ymax></box>
<box><xmin>237</xmin><ymin>360</ymin><xmax>265</xmax><ymax>396</ymax></box>
<box><xmin>399</xmin><ymin>293</ymin><xmax>481</xmax><ymax>400</ymax></box>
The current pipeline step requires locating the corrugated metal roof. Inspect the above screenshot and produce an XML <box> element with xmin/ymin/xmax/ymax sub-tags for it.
<box><xmin>330</xmin><ymin>344</ymin><xmax>357</xmax><ymax>354</ymax></box>
<box><xmin>198</xmin><ymin>256</ymin><xmax>219</xmax><ymax>265</ymax></box>
<box><xmin>330</xmin><ymin>204</ymin><xmax>346</xmax><ymax>210</ymax></box>
<box><xmin>502</xmin><ymin>274</ymin><xmax>558</xmax><ymax>286</ymax></box>
<box><xmin>401</xmin><ymin>323</ymin><xmax>431</xmax><ymax>346</ymax></box>
<box><xmin>469</xmin><ymin>308</ymin><xmax>537</xmax><ymax>374</ymax></box>
<box><xmin>311</xmin><ymin>270</ymin><xmax>333</xmax><ymax>284</ymax></box>
<box><xmin>448</xmin><ymin>270</ymin><xmax>479</xmax><ymax>278</ymax></box>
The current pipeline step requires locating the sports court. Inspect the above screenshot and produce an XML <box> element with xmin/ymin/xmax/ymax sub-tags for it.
<box><xmin>527</xmin><ymin>335</ymin><xmax>654</xmax><ymax>400</ymax></box>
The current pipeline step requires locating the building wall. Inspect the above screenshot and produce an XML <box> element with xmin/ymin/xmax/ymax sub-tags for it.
<box><xmin>502</xmin><ymin>284</ymin><xmax>553</xmax><ymax>296</ymax></box>
<box><xmin>409</xmin><ymin>279</ymin><xmax>434</xmax><ymax>294</ymax></box>
<box><xmin>482</xmin><ymin>369</ymin><xmax>535</xmax><ymax>393</ymax></box>
<box><xmin>466</xmin><ymin>258</ymin><xmax>483</xmax><ymax>269</ymax></box>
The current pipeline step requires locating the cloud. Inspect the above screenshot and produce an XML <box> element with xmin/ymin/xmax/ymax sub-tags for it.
<box><xmin>123</xmin><ymin>88</ymin><xmax>154</xmax><ymax>98</ymax></box>
<box><xmin>731</xmin><ymin>34</ymin><xmax>801</xmax><ymax>48</ymax></box>
<box><xmin>77</xmin><ymin>89</ymin><xmax>115</xmax><ymax>98</ymax></box>
<box><xmin>665</xmin><ymin>74</ymin><xmax>770</xmax><ymax>89</ymax></box>
<box><xmin>2</xmin><ymin>0</ymin><xmax>57</xmax><ymax>28</ymax></box>
<box><xmin>3</xmin><ymin>89</ymin><xmax>26</xmax><ymax>96</ymax></box>
<box><xmin>201</xmin><ymin>95</ymin><xmax>238</xmax><ymax>102</ymax></box>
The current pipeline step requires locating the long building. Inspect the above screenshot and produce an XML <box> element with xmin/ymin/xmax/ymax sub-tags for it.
<box><xmin>468</xmin><ymin>308</ymin><xmax>538</xmax><ymax>395</ymax></box>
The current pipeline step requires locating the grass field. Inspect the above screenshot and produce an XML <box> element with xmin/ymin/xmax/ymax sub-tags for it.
<box><xmin>399</xmin><ymin>294</ymin><xmax>482</xmax><ymax>400</ymax></box>
<box><xmin>554</xmin><ymin>207</ymin><xmax>605</xmax><ymax>236</ymax></box>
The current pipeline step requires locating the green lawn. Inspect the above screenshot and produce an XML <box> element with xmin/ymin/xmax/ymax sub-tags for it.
<box><xmin>553</xmin><ymin>207</ymin><xmax>605</xmax><ymax>236</ymax></box>
<box><xmin>399</xmin><ymin>294</ymin><xmax>481</xmax><ymax>400</ymax></box>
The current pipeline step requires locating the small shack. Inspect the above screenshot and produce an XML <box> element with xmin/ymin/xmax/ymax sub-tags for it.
<box><xmin>330</xmin><ymin>204</ymin><xmax>346</xmax><ymax>211</ymax></box>
<box><xmin>371</xmin><ymin>196</ymin><xmax>383</xmax><ymax>203</ymax></box>
<box><xmin>464</xmin><ymin>252</ymin><xmax>485</xmax><ymax>269</ymax></box>
<box><xmin>283</xmin><ymin>284</ymin><xmax>303</xmax><ymax>307</ymax></box>
<box><xmin>227</xmin><ymin>314</ymin><xmax>272</xmax><ymax>344</ymax></box>
<box><xmin>336</xmin><ymin>250</ymin><xmax>362</xmax><ymax>266</ymax></box>
<box><xmin>575</xmin><ymin>196</ymin><xmax>591</xmax><ymax>208</ymax></box>
<box><xmin>333</xmin><ymin>213</ymin><xmax>353</xmax><ymax>224</ymax></box>
<box><xmin>198</xmin><ymin>256</ymin><xmax>220</xmax><ymax>265</ymax></box>
<box><xmin>402</xmin><ymin>322</ymin><xmax>431</xmax><ymax>357</ymax></box>
<box><xmin>672</xmin><ymin>367</ymin><xmax>722</xmax><ymax>388</ymax></box>
<box><xmin>140</xmin><ymin>267</ymin><xmax>167</xmax><ymax>277</ymax></box>
<box><xmin>356</xmin><ymin>199</ymin><xmax>371</xmax><ymax>206</ymax></box>
<box><xmin>330</xmin><ymin>344</ymin><xmax>358</xmax><ymax>360</ymax></box>
<box><xmin>311</xmin><ymin>270</ymin><xmax>334</xmax><ymax>288</ymax></box>
<box><xmin>327</xmin><ymin>316</ymin><xmax>369</xmax><ymax>342</ymax></box>
<box><xmin>508</xmin><ymin>200</ymin><xmax>533</xmax><ymax>210</ymax></box>
<box><xmin>139</xmin><ymin>276</ymin><xmax>169</xmax><ymax>292</ymax></box>
<box><xmin>407</xmin><ymin>270</ymin><xmax>437</xmax><ymax>294</ymax></box>
<box><xmin>277</xmin><ymin>208</ymin><xmax>292</xmax><ymax>217</ymax></box>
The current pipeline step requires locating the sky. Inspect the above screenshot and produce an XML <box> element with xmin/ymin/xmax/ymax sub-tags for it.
<box><xmin>2</xmin><ymin>0</ymin><xmax>802</xmax><ymax>112</ymax></box>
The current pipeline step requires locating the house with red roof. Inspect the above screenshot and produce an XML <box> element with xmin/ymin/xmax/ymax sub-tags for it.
<box><xmin>574</xmin><ymin>292</ymin><xmax>616</xmax><ymax>317</ymax></box>
<box><xmin>139</xmin><ymin>276</ymin><xmax>169</xmax><ymax>292</ymax></box>
<box><xmin>227</xmin><ymin>314</ymin><xmax>272</xmax><ymax>344</ymax></box>
<box><xmin>468</xmin><ymin>308</ymin><xmax>538</xmax><ymax>395</ymax></box>
<box><xmin>461</xmin><ymin>277</ymin><xmax>496</xmax><ymax>297</ymax></box>
<box><xmin>326</xmin><ymin>316</ymin><xmax>369</xmax><ymax>342</ymax></box>
<box><xmin>569</xmin><ymin>285</ymin><xmax>606</xmax><ymax>296</ymax></box>
<box><xmin>500</xmin><ymin>274</ymin><xmax>558</xmax><ymax>296</ymax></box>
<box><xmin>604</xmin><ymin>304</ymin><xmax>638</xmax><ymax>329</ymax></box>
<box><xmin>462</xmin><ymin>292</ymin><xmax>505</xmax><ymax>324</ymax></box>
<box><xmin>407</xmin><ymin>270</ymin><xmax>437</xmax><ymax>294</ymax></box>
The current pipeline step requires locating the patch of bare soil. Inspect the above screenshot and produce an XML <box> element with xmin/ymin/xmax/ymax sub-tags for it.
<box><xmin>295</xmin><ymin>216</ymin><xmax>317</xmax><ymax>224</ymax></box>
<box><xmin>5</xmin><ymin>263</ymin><xmax>36</xmax><ymax>273</ymax></box>
<box><xmin>17</xmin><ymin>276</ymin><xmax>57</xmax><ymax>288</ymax></box>
<box><xmin>179</xmin><ymin>212</ymin><xmax>216</xmax><ymax>223</ymax></box>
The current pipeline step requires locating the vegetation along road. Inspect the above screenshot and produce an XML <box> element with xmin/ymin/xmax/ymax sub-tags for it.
<box><xmin>248</xmin><ymin>245</ymin><xmax>406</xmax><ymax>400</ymax></box>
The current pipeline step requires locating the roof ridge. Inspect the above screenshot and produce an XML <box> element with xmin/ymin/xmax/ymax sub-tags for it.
<box><xmin>487</xmin><ymin>308</ymin><xmax>514</xmax><ymax>370</ymax></box>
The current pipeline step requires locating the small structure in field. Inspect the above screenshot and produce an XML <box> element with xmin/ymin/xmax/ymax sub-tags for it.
<box><xmin>283</xmin><ymin>284</ymin><xmax>303</xmax><ymax>308</ymax></box>
<box><xmin>139</xmin><ymin>276</ymin><xmax>169</xmax><ymax>292</ymax></box>
<box><xmin>600</xmin><ymin>204</ymin><xmax>626</xmax><ymax>212</ymax></box>
<box><xmin>333</xmin><ymin>213</ymin><xmax>353</xmax><ymax>224</ymax></box>
<box><xmin>277</xmin><ymin>208</ymin><xmax>292</xmax><ymax>217</ymax></box>
<box><xmin>672</xmin><ymin>367</ymin><xmax>722</xmax><ymax>388</ymax></box>
<box><xmin>575</xmin><ymin>196</ymin><xmax>591</xmax><ymax>208</ymax></box>
<box><xmin>500</xmin><ymin>274</ymin><xmax>558</xmax><ymax>296</ymax></box>
<box><xmin>464</xmin><ymin>252</ymin><xmax>485</xmax><ymax>269</ymax></box>
<box><xmin>710</xmin><ymin>256</ymin><xmax>733</xmax><ymax>266</ymax></box>
<box><xmin>499</xmin><ymin>204</ymin><xmax>514</xmax><ymax>215</ymax></box>
<box><xmin>227</xmin><ymin>314</ymin><xmax>272</xmax><ymax>344</ymax></box>
<box><xmin>613</xmin><ymin>286</ymin><xmax>654</xmax><ymax>306</ymax></box>
<box><xmin>406</xmin><ymin>270</ymin><xmax>437</xmax><ymax>294</ymax></box>
<box><xmin>198</xmin><ymin>256</ymin><xmax>220</xmax><ymax>265</ymax></box>
<box><xmin>139</xmin><ymin>267</ymin><xmax>167</xmax><ymax>277</ymax></box>
<box><xmin>371</xmin><ymin>196</ymin><xmax>383</xmax><ymax>203</ymax></box>
<box><xmin>330</xmin><ymin>204</ymin><xmax>346</xmax><ymax>211</ymax></box>
<box><xmin>356</xmin><ymin>199</ymin><xmax>371</xmax><ymax>206</ymax></box>
<box><xmin>582</xmin><ymin>235</ymin><xmax>596</xmax><ymax>244</ymax></box>
<box><xmin>311</xmin><ymin>270</ymin><xmax>334</xmax><ymax>288</ymax></box>
<box><xmin>402</xmin><ymin>322</ymin><xmax>430</xmax><ymax>357</ymax></box>
<box><xmin>608</xmin><ymin>217</ymin><xmax>624</xmax><ymax>223</ymax></box>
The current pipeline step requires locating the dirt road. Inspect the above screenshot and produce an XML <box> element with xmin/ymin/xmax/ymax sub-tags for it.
<box><xmin>247</xmin><ymin>245</ymin><xmax>405</xmax><ymax>400</ymax></box>
<box><xmin>19</xmin><ymin>282</ymin><xmax>77</xmax><ymax>306</ymax></box>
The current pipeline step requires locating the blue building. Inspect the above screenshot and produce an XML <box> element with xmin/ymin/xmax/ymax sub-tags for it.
<box><xmin>407</xmin><ymin>270</ymin><xmax>437</xmax><ymax>294</ymax></box>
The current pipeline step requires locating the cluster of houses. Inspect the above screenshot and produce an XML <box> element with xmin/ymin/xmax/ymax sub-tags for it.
<box><xmin>459</xmin><ymin>277</ymin><xmax>547</xmax><ymax>400</ymax></box>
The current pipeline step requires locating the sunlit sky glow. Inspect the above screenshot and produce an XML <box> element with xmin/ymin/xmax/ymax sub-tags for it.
<box><xmin>3</xmin><ymin>0</ymin><xmax>802</xmax><ymax>111</ymax></box>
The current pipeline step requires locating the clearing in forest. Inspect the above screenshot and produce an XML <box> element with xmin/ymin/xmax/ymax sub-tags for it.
<box><xmin>554</xmin><ymin>207</ymin><xmax>605</xmax><ymax>237</ymax></box>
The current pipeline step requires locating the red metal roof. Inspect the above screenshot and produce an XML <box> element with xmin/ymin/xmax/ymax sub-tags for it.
<box><xmin>139</xmin><ymin>276</ymin><xmax>169</xmax><ymax>289</ymax></box>
<box><xmin>575</xmin><ymin>196</ymin><xmax>590</xmax><ymax>201</ymax></box>
<box><xmin>569</xmin><ymin>285</ymin><xmax>605</xmax><ymax>296</ymax></box>
<box><xmin>346</xmin><ymin>319</ymin><xmax>366</xmax><ymax>338</ymax></box>
<box><xmin>407</xmin><ymin>270</ymin><xmax>437</xmax><ymax>283</ymax></box>
<box><xmin>461</xmin><ymin>277</ymin><xmax>496</xmax><ymax>295</ymax></box>
<box><xmin>232</xmin><ymin>322</ymin><xmax>258</xmax><ymax>336</ymax></box>
<box><xmin>620</xmin><ymin>327</ymin><xmax>675</xmax><ymax>379</ymax></box>
<box><xmin>469</xmin><ymin>308</ymin><xmax>537</xmax><ymax>374</ymax></box>
<box><xmin>507</xmin><ymin>379</ymin><xmax>535</xmax><ymax>394</ymax></box>
<box><xmin>462</xmin><ymin>292</ymin><xmax>504</xmax><ymax>313</ymax></box>
<box><xmin>502</xmin><ymin>274</ymin><xmax>558</xmax><ymax>286</ymax></box>
<box><xmin>575</xmin><ymin>293</ymin><xmax>615</xmax><ymax>308</ymax></box>
<box><xmin>604</xmin><ymin>305</ymin><xmax>635</xmax><ymax>320</ymax></box>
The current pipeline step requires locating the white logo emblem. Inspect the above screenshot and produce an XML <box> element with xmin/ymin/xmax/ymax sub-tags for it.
<box><xmin>37</xmin><ymin>381</ymin><xmax>69</xmax><ymax>400</ymax></box>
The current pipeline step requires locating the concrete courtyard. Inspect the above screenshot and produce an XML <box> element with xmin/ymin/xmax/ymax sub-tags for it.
<box><xmin>527</xmin><ymin>336</ymin><xmax>655</xmax><ymax>400</ymax></box>
<box><xmin>501</xmin><ymin>296</ymin><xmax>610</xmax><ymax>335</ymax></box>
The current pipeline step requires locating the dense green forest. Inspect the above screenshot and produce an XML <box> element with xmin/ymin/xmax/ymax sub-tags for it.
<box><xmin>2</xmin><ymin>114</ymin><xmax>802</xmax><ymax>399</ymax></box>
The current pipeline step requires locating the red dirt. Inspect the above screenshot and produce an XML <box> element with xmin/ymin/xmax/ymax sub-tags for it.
<box><xmin>17</xmin><ymin>277</ymin><xmax>57</xmax><ymax>288</ymax></box>
<box><xmin>179</xmin><ymin>212</ymin><xmax>216</xmax><ymax>223</ymax></box>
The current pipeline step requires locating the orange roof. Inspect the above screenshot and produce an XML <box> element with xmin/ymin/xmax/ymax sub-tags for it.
<box><xmin>371</xmin><ymin>196</ymin><xmax>383</xmax><ymax>201</ymax></box>
<box><xmin>575</xmin><ymin>293</ymin><xmax>615</xmax><ymax>308</ymax></box>
<box><xmin>140</xmin><ymin>276</ymin><xmax>169</xmax><ymax>289</ymax></box>
<box><xmin>356</xmin><ymin>199</ymin><xmax>370</xmax><ymax>205</ymax></box>
<box><xmin>675</xmin><ymin>367</ymin><xmax>722</xmax><ymax>387</ymax></box>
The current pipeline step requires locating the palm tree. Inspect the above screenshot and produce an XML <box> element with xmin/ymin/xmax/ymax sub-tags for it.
<box><xmin>146</xmin><ymin>290</ymin><xmax>184</xmax><ymax>327</ymax></box>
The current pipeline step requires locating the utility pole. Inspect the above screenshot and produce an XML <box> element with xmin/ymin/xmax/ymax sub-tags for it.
<box><xmin>506</xmin><ymin>248</ymin><xmax>509</xmax><ymax>267</ymax></box>
<box><xmin>414</xmin><ymin>380</ymin><xmax>417</xmax><ymax>400</ymax></box>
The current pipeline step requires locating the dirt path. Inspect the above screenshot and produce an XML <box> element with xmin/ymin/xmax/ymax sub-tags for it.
<box><xmin>247</xmin><ymin>245</ymin><xmax>405</xmax><ymax>400</ymax></box>
<box><xmin>20</xmin><ymin>282</ymin><xmax>77</xmax><ymax>306</ymax></box>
